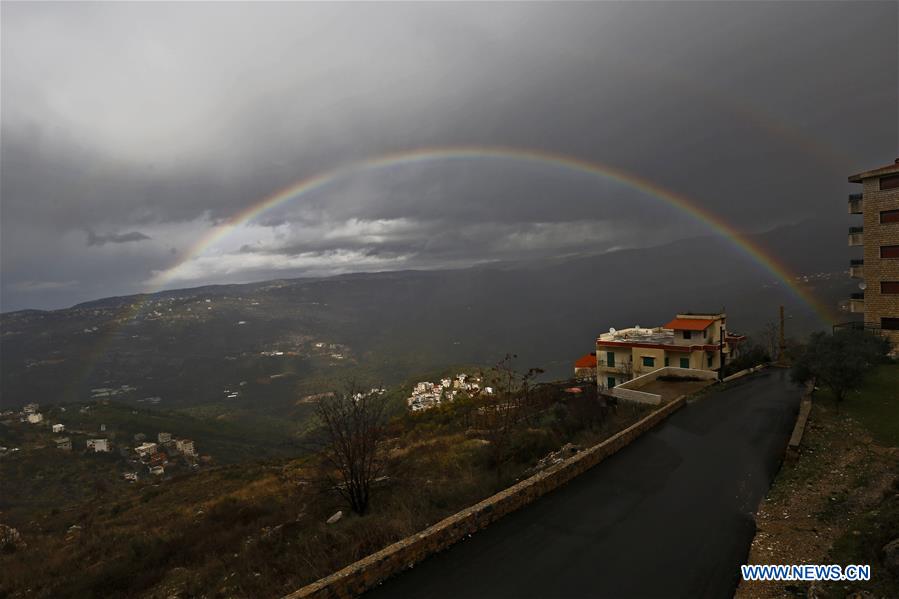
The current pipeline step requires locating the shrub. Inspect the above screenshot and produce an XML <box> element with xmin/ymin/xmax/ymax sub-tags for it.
<box><xmin>207</xmin><ymin>496</ymin><xmax>276</xmax><ymax>527</ymax></box>
<box><xmin>509</xmin><ymin>428</ymin><xmax>557</xmax><ymax>465</ymax></box>
<box><xmin>721</xmin><ymin>343</ymin><xmax>770</xmax><ymax>377</ymax></box>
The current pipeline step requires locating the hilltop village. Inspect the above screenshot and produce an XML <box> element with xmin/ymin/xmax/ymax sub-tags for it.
<box><xmin>405</xmin><ymin>314</ymin><xmax>746</xmax><ymax>413</ymax></box>
<box><xmin>406</xmin><ymin>373</ymin><xmax>493</xmax><ymax>411</ymax></box>
<box><xmin>0</xmin><ymin>402</ymin><xmax>205</xmax><ymax>481</ymax></box>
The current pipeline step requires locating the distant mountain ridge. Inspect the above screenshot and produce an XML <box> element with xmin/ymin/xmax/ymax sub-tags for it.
<box><xmin>9</xmin><ymin>216</ymin><xmax>845</xmax><ymax>315</ymax></box>
<box><xmin>1</xmin><ymin>219</ymin><xmax>853</xmax><ymax>410</ymax></box>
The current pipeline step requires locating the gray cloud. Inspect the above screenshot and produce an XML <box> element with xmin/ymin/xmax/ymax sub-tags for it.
<box><xmin>86</xmin><ymin>230</ymin><xmax>151</xmax><ymax>246</ymax></box>
<box><xmin>1</xmin><ymin>1</ymin><xmax>896</xmax><ymax>310</ymax></box>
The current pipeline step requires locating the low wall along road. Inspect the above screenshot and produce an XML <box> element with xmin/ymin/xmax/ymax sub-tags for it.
<box><xmin>286</xmin><ymin>363</ymin><xmax>775</xmax><ymax>599</ymax></box>
<box><xmin>285</xmin><ymin>395</ymin><xmax>689</xmax><ymax>599</ymax></box>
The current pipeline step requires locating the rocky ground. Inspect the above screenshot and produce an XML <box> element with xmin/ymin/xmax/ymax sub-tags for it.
<box><xmin>737</xmin><ymin>383</ymin><xmax>899</xmax><ymax>599</ymax></box>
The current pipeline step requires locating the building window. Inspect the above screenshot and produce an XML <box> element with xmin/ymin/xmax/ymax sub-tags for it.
<box><xmin>642</xmin><ymin>356</ymin><xmax>655</xmax><ymax>367</ymax></box>
<box><xmin>882</xmin><ymin>245</ymin><xmax>899</xmax><ymax>259</ymax></box>
<box><xmin>707</xmin><ymin>354</ymin><xmax>714</xmax><ymax>367</ymax></box>
<box><xmin>883</xmin><ymin>318</ymin><xmax>899</xmax><ymax>331</ymax></box>
<box><xmin>683</xmin><ymin>330</ymin><xmax>692</xmax><ymax>339</ymax></box>
<box><xmin>882</xmin><ymin>282</ymin><xmax>899</xmax><ymax>294</ymax></box>
<box><xmin>664</xmin><ymin>357</ymin><xmax>670</xmax><ymax>367</ymax></box>
<box><xmin>881</xmin><ymin>209</ymin><xmax>899</xmax><ymax>224</ymax></box>
<box><xmin>606</xmin><ymin>351</ymin><xmax>615</xmax><ymax>367</ymax></box>
<box><xmin>880</xmin><ymin>174</ymin><xmax>899</xmax><ymax>190</ymax></box>
<box><xmin>607</xmin><ymin>377</ymin><xmax>616</xmax><ymax>389</ymax></box>
<box><xmin>680</xmin><ymin>357</ymin><xmax>690</xmax><ymax>369</ymax></box>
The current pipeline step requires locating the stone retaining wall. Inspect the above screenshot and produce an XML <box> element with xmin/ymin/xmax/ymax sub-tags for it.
<box><xmin>284</xmin><ymin>396</ymin><xmax>688</xmax><ymax>599</ymax></box>
<box><xmin>721</xmin><ymin>363</ymin><xmax>769</xmax><ymax>383</ymax></box>
<box><xmin>787</xmin><ymin>382</ymin><xmax>814</xmax><ymax>458</ymax></box>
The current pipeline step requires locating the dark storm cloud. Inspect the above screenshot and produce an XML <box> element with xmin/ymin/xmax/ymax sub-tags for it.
<box><xmin>86</xmin><ymin>230</ymin><xmax>151</xmax><ymax>247</ymax></box>
<box><xmin>1</xmin><ymin>1</ymin><xmax>896</xmax><ymax>310</ymax></box>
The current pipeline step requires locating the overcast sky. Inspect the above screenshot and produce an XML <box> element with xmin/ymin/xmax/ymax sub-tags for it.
<box><xmin>1</xmin><ymin>1</ymin><xmax>896</xmax><ymax>311</ymax></box>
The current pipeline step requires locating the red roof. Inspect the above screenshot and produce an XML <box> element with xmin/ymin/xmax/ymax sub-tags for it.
<box><xmin>663</xmin><ymin>318</ymin><xmax>716</xmax><ymax>331</ymax></box>
<box><xmin>574</xmin><ymin>353</ymin><xmax>597</xmax><ymax>368</ymax></box>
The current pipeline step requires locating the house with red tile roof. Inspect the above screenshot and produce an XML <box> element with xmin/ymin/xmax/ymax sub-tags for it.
<box><xmin>573</xmin><ymin>352</ymin><xmax>597</xmax><ymax>380</ymax></box>
<box><xmin>595</xmin><ymin>312</ymin><xmax>744</xmax><ymax>389</ymax></box>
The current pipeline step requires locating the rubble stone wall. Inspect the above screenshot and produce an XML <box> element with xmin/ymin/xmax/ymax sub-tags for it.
<box><xmin>284</xmin><ymin>395</ymin><xmax>688</xmax><ymax>599</ymax></box>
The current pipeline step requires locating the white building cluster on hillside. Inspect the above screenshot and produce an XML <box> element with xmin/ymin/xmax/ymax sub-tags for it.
<box><xmin>407</xmin><ymin>373</ymin><xmax>490</xmax><ymax>412</ymax></box>
<box><xmin>132</xmin><ymin>431</ymin><xmax>199</xmax><ymax>478</ymax></box>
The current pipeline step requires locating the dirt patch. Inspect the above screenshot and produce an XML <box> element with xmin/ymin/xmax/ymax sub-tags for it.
<box><xmin>736</xmin><ymin>400</ymin><xmax>899</xmax><ymax>599</ymax></box>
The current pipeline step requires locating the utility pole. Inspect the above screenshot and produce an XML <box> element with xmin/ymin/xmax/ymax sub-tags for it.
<box><xmin>718</xmin><ymin>324</ymin><xmax>725</xmax><ymax>380</ymax></box>
<box><xmin>778</xmin><ymin>305</ymin><xmax>787</xmax><ymax>366</ymax></box>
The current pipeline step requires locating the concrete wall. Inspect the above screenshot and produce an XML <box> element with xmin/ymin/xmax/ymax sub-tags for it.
<box><xmin>619</xmin><ymin>365</ymin><xmax>717</xmax><ymax>388</ymax></box>
<box><xmin>283</xmin><ymin>396</ymin><xmax>689</xmax><ymax>599</ymax></box>
<box><xmin>609</xmin><ymin>386</ymin><xmax>662</xmax><ymax>405</ymax></box>
<box><xmin>721</xmin><ymin>363</ymin><xmax>768</xmax><ymax>383</ymax></box>
<box><xmin>610</xmin><ymin>366</ymin><xmax>718</xmax><ymax>405</ymax></box>
<box><xmin>786</xmin><ymin>381</ymin><xmax>815</xmax><ymax>459</ymax></box>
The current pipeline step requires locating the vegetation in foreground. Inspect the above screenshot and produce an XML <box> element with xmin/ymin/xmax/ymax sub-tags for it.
<box><xmin>790</xmin><ymin>329</ymin><xmax>891</xmax><ymax>404</ymax></box>
<box><xmin>0</xmin><ymin>358</ymin><xmax>651</xmax><ymax>599</ymax></box>
<box><xmin>738</xmin><ymin>362</ymin><xmax>899</xmax><ymax>599</ymax></box>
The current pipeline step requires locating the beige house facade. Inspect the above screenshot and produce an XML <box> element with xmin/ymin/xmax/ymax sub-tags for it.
<box><xmin>596</xmin><ymin>313</ymin><xmax>743</xmax><ymax>389</ymax></box>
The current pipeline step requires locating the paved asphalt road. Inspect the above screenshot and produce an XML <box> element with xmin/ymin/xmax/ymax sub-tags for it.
<box><xmin>366</xmin><ymin>369</ymin><xmax>800</xmax><ymax>599</ymax></box>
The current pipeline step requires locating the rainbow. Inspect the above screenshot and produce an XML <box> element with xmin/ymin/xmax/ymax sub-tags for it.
<box><xmin>149</xmin><ymin>145</ymin><xmax>836</xmax><ymax>323</ymax></box>
<box><xmin>70</xmin><ymin>145</ymin><xmax>835</xmax><ymax>395</ymax></box>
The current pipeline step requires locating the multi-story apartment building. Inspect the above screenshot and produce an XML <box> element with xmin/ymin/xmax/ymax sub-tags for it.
<box><xmin>595</xmin><ymin>312</ymin><xmax>744</xmax><ymax>389</ymax></box>
<box><xmin>847</xmin><ymin>158</ymin><xmax>899</xmax><ymax>351</ymax></box>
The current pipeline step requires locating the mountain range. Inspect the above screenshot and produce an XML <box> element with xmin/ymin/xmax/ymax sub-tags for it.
<box><xmin>0</xmin><ymin>218</ymin><xmax>855</xmax><ymax>414</ymax></box>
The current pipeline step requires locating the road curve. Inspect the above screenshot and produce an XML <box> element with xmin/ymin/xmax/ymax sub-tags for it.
<box><xmin>366</xmin><ymin>369</ymin><xmax>800</xmax><ymax>599</ymax></box>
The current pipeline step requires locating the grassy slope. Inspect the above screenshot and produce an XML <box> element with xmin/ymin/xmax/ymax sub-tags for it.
<box><xmin>820</xmin><ymin>363</ymin><xmax>899</xmax><ymax>599</ymax></box>
<box><xmin>51</xmin><ymin>402</ymin><xmax>302</xmax><ymax>463</ymax></box>
<box><xmin>840</xmin><ymin>363</ymin><xmax>899</xmax><ymax>446</ymax></box>
<box><xmin>738</xmin><ymin>363</ymin><xmax>899</xmax><ymax>599</ymax></box>
<box><xmin>0</xmin><ymin>390</ymin><xmax>647</xmax><ymax>598</ymax></box>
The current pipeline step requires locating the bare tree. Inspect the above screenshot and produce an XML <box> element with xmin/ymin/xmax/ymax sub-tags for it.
<box><xmin>479</xmin><ymin>355</ymin><xmax>542</xmax><ymax>478</ymax></box>
<box><xmin>314</xmin><ymin>383</ymin><xmax>389</xmax><ymax>515</ymax></box>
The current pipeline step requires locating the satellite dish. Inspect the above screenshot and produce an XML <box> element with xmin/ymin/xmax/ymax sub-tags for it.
<box><xmin>609</xmin><ymin>327</ymin><xmax>616</xmax><ymax>334</ymax></box>
<box><xmin>859</xmin><ymin>281</ymin><xmax>867</xmax><ymax>291</ymax></box>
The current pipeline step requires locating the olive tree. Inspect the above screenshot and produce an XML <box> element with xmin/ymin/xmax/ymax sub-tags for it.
<box><xmin>791</xmin><ymin>330</ymin><xmax>889</xmax><ymax>405</ymax></box>
<box><xmin>479</xmin><ymin>355</ymin><xmax>542</xmax><ymax>478</ymax></box>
